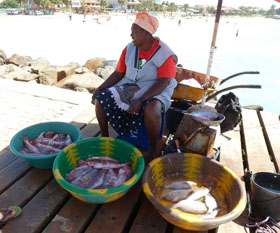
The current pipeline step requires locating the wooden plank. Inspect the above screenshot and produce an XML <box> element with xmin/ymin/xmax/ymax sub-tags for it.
<box><xmin>128</xmin><ymin>197</ymin><xmax>168</xmax><ymax>233</ymax></box>
<box><xmin>81</xmin><ymin>119</ymin><xmax>100</xmax><ymax>139</ymax></box>
<box><xmin>42</xmin><ymin>197</ymin><xmax>98</xmax><ymax>233</ymax></box>
<box><xmin>258</xmin><ymin>111</ymin><xmax>280</xmax><ymax>170</ymax></box>
<box><xmin>241</xmin><ymin>109</ymin><xmax>275</xmax><ymax>173</ymax></box>
<box><xmin>1</xmin><ymin>179</ymin><xmax>70</xmax><ymax>233</ymax></box>
<box><xmin>173</xmin><ymin>227</ymin><xmax>207</xmax><ymax>233</ymax></box>
<box><xmin>71</xmin><ymin>105</ymin><xmax>96</xmax><ymax>130</ymax></box>
<box><xmin>0</xmin><ymin>168</ymin><xmax>53</xmax><ymax>207</ymax></box>
<box><xmin>0</xmin><ymin>157</ymin><xmax>32</xmax><ymax>193</ymax></box>
<box><xmin>0</xmin><ymin>149</ymin><xmax>18</xmax><ymax>170</ymax></box>
<box><xmin>219</xmin><ymin>129</ymin><xmax>244</xmax><ymax>178</ymax></box>
<box><xmin>84</xmin><ymin>182</ymin><xmax>142</xmax><ymax>233</ymax></box>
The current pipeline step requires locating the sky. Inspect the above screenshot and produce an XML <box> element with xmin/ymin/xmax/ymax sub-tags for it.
<box><xmin>169</xmin><ymin>0</ymin><xmax>280</xmax><ymax>9</ymax></box>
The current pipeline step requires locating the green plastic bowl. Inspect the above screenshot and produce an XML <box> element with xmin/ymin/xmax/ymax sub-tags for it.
<box><xmin>53</xmin><ymin>137</ymin><xmax>145</xmax><ymax>203</ymax></box>
<box><xmin>10</xmin><ymin>121</ymin><xmax>82</xmax><ymax>169</ymax></box>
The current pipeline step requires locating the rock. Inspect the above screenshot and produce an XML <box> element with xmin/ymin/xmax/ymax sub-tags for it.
<box><xmin>38</xmin><ymin>66</ymin><xmax>57</xmax><ymax>85</ymax></box>
<box><xmin>74</xmin><ymin>87</ymin><xmax>90</xmax><ymax>93</ymax></box>
<box><xmin>56</xmin><ymin>72</ymin><xmax>104</xmax><ymax>92</ymax></box>
<box><xmin>75</xmin><ymin>67</ymin><xmax>89</xmax><ymax>74</ymax></box>
<box><xmin>56</xmin><ymin>62</ymin><xmax>80</xmax><ymax>82</ymax></box>
<box><xmin>0</xmin><ymin>49</ymin><xmax>7</xmax><ymax>65</ymax></box>
<box><xmin>0</xmin><ymin>64</ymin><xmax>21</xmax><ymax>77</ymax></box>
<box><xmin>95</xmin><ymin>65</ymin><xmax>114</xmax><ymax>80</ymax></box>
<box><xmin>7</xmin><ymin>54</ymin><xmax>33</xmax><ymax>67</ymax></box>
<box><xmin>83</xmin><ymin>58</ymin><xmax>105</xmax><ymax>70</ymax></box>
<box><xmin>2</xmin><ymin>70</ymin><xmax>39</xmax><ymax>81</ymax></box>
<box><xmin>99</xmin><ymin>60</ymin><xmax>118</xmax><ymax>68</ymax></box>
<box><xmin>30</xmin><ymin>57</ymin><xmax>50</xmax><ymax>74</ymax></box>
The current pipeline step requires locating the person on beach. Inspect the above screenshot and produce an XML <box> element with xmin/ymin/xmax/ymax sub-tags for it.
<box><xmin>91</xmin><ymin>11</ymin><xmax>178</xmax><ymax>161</ymax></box>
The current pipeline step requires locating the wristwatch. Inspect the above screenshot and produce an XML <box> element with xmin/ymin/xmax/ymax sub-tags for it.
<box><xmin>139</xmin><ymin>97</ymin><xmax>146</xmax><ymax>104</ymax></box>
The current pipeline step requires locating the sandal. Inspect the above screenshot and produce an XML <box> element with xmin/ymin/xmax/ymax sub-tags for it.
<box><xmin>0</xmin><ymin>206</ymin><xmax>22</xmax><ymax>226</ymax></box>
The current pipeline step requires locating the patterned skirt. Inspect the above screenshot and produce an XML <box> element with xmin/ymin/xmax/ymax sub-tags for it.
<box><xmin>96</xmin><ymin>89</ymin><xmax>144</xmax><ymax>136</ymax></box>
<box><xmin>96</xmin><ymin>88</ymin><xmax>164</xmax><ymax>137</ymax></box>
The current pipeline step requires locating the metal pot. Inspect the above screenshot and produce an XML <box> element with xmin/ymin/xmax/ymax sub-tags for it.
<box><xmin>251</xmin><ymin>172</ymin><xmax>280</xmax><ymax>220</ymax></box>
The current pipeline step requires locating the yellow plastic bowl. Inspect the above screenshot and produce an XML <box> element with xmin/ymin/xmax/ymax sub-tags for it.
<box><xmin>142</xmin><ymin>153</ymin><xmax>246</xmax><ymax>231</ymax></box>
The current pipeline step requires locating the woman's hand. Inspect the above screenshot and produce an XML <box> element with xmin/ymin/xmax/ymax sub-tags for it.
<box><xmin>127</xmin><ymin>100</ymin><xmax>142</xmax><ymax>115</ymax></box>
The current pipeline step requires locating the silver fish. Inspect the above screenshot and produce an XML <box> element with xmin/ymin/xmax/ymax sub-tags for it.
<box><xmin>201</xmin><ymin>193</ymin><xmax>219</xmax><ymax>219</ymax></box>
<box><xmin>163</xmin><ymin>181</ymin><xmax>196</xmax><ymax>190</ymax></box>
<box><xmin>173</xmin><ymin>199</ymin><xmax>208</xmax><ymax>214</ymax></box>
<box><xmin>187</xmin><ymin>187</ymin><xmax>209</xmax><ymax>201</ymax></box>
<box><xmin>161</xmin><ymin>189</ymin><xmax>193</xmax><ymax>202</ymax></box>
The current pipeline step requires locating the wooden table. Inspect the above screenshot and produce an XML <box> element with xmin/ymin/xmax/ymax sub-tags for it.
<box><xmin>1</xmin><ymin>84</ymin><xmax>280</xmax><ymax>233</ymax></box>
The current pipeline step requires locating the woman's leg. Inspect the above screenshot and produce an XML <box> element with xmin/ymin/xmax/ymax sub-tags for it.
<box><xmin>144</xmin><ymin>100</ymin><xmax>162</xmax><ymax>160</ymax></box>
<box><xmin>95</xmin><ymin>99</ymin><xmax>109</xmax><ymax>137</ymax></box>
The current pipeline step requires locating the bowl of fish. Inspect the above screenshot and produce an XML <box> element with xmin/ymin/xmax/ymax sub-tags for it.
<box><xmin>142</xmin><ymin>153</ymin><xmax>246</xmax><ymax>231</ymax></box>
<box><xmin>53</xmin><ymin>137</ymin><xmax>145</xmax><ymax>204</ymax></box>
<box><xmin>10</xmin><ymin>121</ymin><xmax>82</xmax><ymax>169</ymax></box>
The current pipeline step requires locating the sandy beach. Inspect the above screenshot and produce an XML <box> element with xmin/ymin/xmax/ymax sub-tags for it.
<box><xmin>1</xmin><ymin>13</ymin><xmax>280</xmax><ymax>113</ymax></box>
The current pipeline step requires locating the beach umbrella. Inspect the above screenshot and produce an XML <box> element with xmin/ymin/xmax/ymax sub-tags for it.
<box><xmin>201</xmin><ymin>0</ymin><xmax>223</xmax><ymax>105</ymax></box>
<box><xmin>274</xmin><ymin>0</ymin><xmax>280</xmax><ymax>3</ymax></box>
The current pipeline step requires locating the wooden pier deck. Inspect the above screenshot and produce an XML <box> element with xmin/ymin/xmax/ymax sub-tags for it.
<box><xmin>0</xmin><ymin>78</ymin><xmax>280</xmax><ymax>233</ymax></box>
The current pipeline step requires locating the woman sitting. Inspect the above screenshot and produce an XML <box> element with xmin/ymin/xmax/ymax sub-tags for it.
<box><xmin>91</xmin><ymin>12</ymin><xmax>178</xmax><ymax>161</ymax></box>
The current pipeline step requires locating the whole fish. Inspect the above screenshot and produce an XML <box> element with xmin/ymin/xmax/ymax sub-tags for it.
<box><xmin>164</xmin><ymin>181</ymin><xmax>196</xmax><ymax>190</ymax></box>
<box><xmin>71</xmin><ymin>168</ymin><xmax>99</xmax><ymax>188</ymax></box>
<box><xmin>161</xmin><ymin>189</ymin><xmax>193</xmax><ymax>202</ymax></box>
<box><xmin>88</xmin><ymin>169</ymin><xmax>107</xmax><ymax>189</ymax></box>
<box><xmin>186</xmin><ymin>187</ymin><xmax>210</xmax><ymax>201</ymax></box>
<box><xmin>86</xmin><ymin>156</ymin><xmax>119</xmax><ymax>163</ymax></box>
<box><xmin>101</xmin><ymin>169</ymin><xmax>119</xmax><ymax>188</ymax></box>
<box><xmin>113</xmin><ymin>165</ymin><xmax>132</xmax><ymax>186</ymax></box>
<box><xmin>35</xmin><ymin>143</ymin><xmax>61</xmax><ymax>154</ymax></box>
<box><xmin>66</xmin><ymin>165</ymin><xmax>92</xmax><ymax>182</ymax></box>
<box><xmin>52</xmin><ymin>133</ymin><xmax>68</xmax><ymax>141</ymax></box>
<box><xmin>43</xmin><ymin>131</ymin><xmax>56</xmax><ymax>138</ymax></box>
<box><xmin>34</xmin><ymin>137</ymin><xmax>62</xmax><ymax>148</ymax></box>
<box><xmin>22</xmin><ymin>135</ymin><xmax>40</xmax><ymax>154</ymax></box>
<box><xmin>201</xmin><ymin>193</ymin><xmax>219</xmax><ymax>219</ymax></box>
<box><xmin>87</xmin><ymin>160</ymin><xmax>132</xmax><ymax>169</ymax></box>
<box><xmin>172</xmin><ymin>199</ymin><xmax>208</xmax><ymax>214</ymax></box>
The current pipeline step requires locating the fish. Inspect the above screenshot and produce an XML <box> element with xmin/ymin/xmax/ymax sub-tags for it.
<box><xmin>87</xmin><ymin>160</ymin><xmax>132</xmax><ymax>169</ymax></box>
<box><xmin>22</xmin><ymin>135</ymin><xmax>41</xmax><ymax>154</ymax></box>
<box><xmin>66</xmin><ymin>165</ymin><xmax>92</xmax><ymax>182</ymax></box>
<box><xmin>186</xmin><ymin>186</ymin><xmax>210</xmax><ymax>201</ymax></box>
<box><xmin>21</xmin><ymin>131</ymin><xmax>73</xmax><ymax>156</ymax></box>
<box><xmin>163</xmin><ymin>181</ymin><xmax>196</xmax><ymax>190</ymax></box>
<box><xmin>101</xmin><ymin>168</ymin><xmax>119</xmax><ymax>188</ymax></box>
<box><xmin>86</xmin><ymin>156</ymin><xmax>119</xmax><ymax>163</ymax></box>
<box><xmin>71</xmin><ymin>168</ymin><xmax>99</xmax><ymax>188</ymax></box>
<box><xmin>35</xmin><ymin>143</ymin><xmax>61</xmax><ymax>154</ymax></box>
<box><xmin>88</xmin><ymin>169</ymin><xmax>107</xmax><ymax>189</ymax></box>
<box><xmin>172</xmin><ymin>199</ymin><xmax>208</xmax><ymax>214</ymax></box>
<box><xmin>201</xmin><ymin>193</ymin><xmax>219</xmax><ymax>219</ymax></box>
<box><xmin>113</xmin><ymin>165</ymin><xmax>132</xmax><ymax>186</ymax></box>
<box><xmin>161</xmin><ymin>189</ymin><xmax>193</xmax><ymax>202</ymax></box>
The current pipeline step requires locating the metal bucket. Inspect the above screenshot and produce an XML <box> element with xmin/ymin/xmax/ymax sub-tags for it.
<box><xmin>251</xmin><ymin>172</ymin><xmax>280</xmax><ymax>220</ymax></box>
